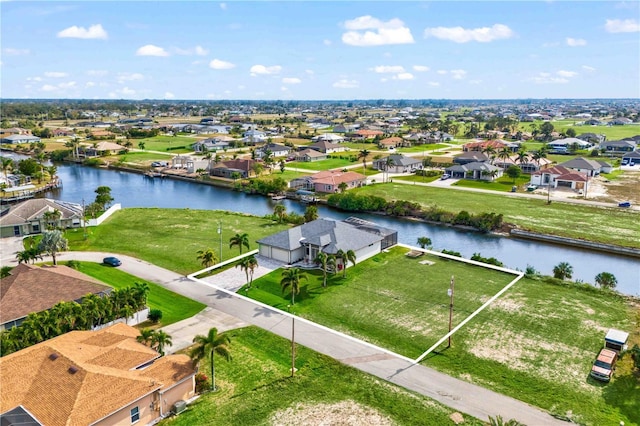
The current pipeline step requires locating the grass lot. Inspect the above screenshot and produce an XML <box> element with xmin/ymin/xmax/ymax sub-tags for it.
<box><xmin>396</xmin><ymin>143</ymin><xmax>449</xmax><ymax>153</ymax></box>
<box><xmin>245</xmin><ymin>247</ymin><xmax>514</xmax><ymax>358</ymax></box>
<box><xmin>65</xmin><ymin>209</ymin><xmax>290</xmax><ymax>275</ymax></box>
<box><xmin>74</xmin><ymin>261</ymin><xmax>205</xmax><ymax>326</ymax></box>
<box><xmin>161</xmin><ymin>326</ymin><xmax>481</xmax><ymax>426</ymax></box>
<box><xmin>341</xmin><ymin>142</ymin><xmax>378</xmax><ymax>151</ymax></box>
<box><xmin>352</xmin><ymin>183</ymin><xmax>640</xmax><ymax>248</ymax></box>
<box><xmin>548</xmin><ymin>122</ymin><xmax>640</xmax><ymax>141</ymax></box>
<box><xmin>389</xmin><ymin>174</ymin><xmax>441</xmax><ymax>183</ymax></box>
<box><xmin>131</xmin><ymin>135</ymin><xmax>197</xmax><ymax>153</ymax></box>
<box><xmin>116</xmin><ymin>151</ymin><xmax>174</xmax><ymax>163</ymax></box>
<box><xmin>288</xmin><ymin>157</ymin><xmax>357</xmax><ymax>171</ymax></box>
<box><xmin>245</xmin><ymin>247</ymin><xmax>639</xmax><ymax>425</ymax></box>
<box><xmin>453</xmin><ymin>175</ymin><xmax>532</xmax><ymax>192</ymax></box>
<box><xmin>258</xmin><ymin>169</ymin><xmax>312</xmax><ymax>181</ymax></box>
<box><xmin>601</xmin><ymin>169</ymin><xmax>625</xmax><ymax>180</ymax></box>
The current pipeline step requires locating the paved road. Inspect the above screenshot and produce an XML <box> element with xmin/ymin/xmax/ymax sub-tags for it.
<box><xmin>39</xmin><ymin>250</ymin><xmax>568</xmax><ymax>425</ymax></box>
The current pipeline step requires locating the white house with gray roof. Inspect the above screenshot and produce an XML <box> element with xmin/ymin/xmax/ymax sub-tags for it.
<box><xmin>372</xmin><ymin>154</ymin><xmax>422</xmax><ymax>173</ymax></box>
<box><xmin>256</xmin><ymin>217</ymin><xmax>396</xmax><ymax>267</ymax></box>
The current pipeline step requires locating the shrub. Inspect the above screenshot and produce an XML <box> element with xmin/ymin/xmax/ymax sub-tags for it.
<box><xmin>441</xmin><ymin>249</ymin><xmax>462</xmax><ymax>257</ymax></box>
<box><xmin>65</xmin><ymin>260</ymin><xmax>81</xmax><ymax>270</ymax></box>
<box><xmin>195</xmin><ymin>373</ymin><xmax>210</xmax><ymax>394</ymax></box>
<box><xmin>148</xmin><ymin>309</ymin><xmax>163</xmax><ymax>323</ymax></box>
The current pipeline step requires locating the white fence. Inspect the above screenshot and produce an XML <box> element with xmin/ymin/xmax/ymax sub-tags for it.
<box><xmin>84</xmin><ymin>203</ymin><xmax>121</xmax><ymax>227</ymax></box>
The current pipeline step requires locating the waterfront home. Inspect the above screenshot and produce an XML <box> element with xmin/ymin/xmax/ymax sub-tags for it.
<box><xmin>256</xmin><ymin>217</ymin><xmax>396</xmax><ymax>266</ymax></box>
<box><xmin>308</xmin><ymin>140</ymin><xmax>347</xmax><ymax>154</ymax></box>
<box><xmin>289</xmin><ymin>170</ymin><xmax>366</xmax><ymax>193</ymax></box>
<box><xmin>494</xmin><ymin>155</ymin><xmax>553</xmax><ymax>173</ymax></box>
<box><xmin>171</xmin><ymin>155</ymin><xmax>209</xmax><ymax>174</ymax></box>
<box><xmin>192</xmin><ymin>138</ymin><xmax>230</xmax><ymax>153</ymax></box>
<box><xmin>445</xmin><ymin>162</ymin><xmax>503</xmax><ymax>180</ymax></box>
<box><xmin>0</xmin><ymin>323</ymin><xmax>196</xmax><ymax>426</ymax></box>
<box><xmin>0</xmin><ymin>198</ymin><xmax>82</xmax><ymax>238</ymax></box>
<box><xmin>0</xmin><ymin>263</ymin><xmax>112</xmax><ymax>330</ymax></box>
<box><xmin>372</xmin><ymin>154</ymin><xmax>422</xmax><ymax>173</ymax></box>
<box><xmin>79</xmin><ymin>141</ymin><xmax>126</xmax><ymax>157</ymax></box>
<box><xmin>0</xmin><ymin>134</ymin><xmax>41</xmax><ymax>145</ymax></box>
<box><xmin>210</xmin><ymin>158</ymin><xmax>257</xmax><ymax>178</ymax></box>
<box><xmin>530</xmin><ymin>165</ymin><xmax>589</xmax><ymax>191</ymax></box>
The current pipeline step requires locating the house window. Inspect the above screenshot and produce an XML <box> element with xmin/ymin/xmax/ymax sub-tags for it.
<box><xmin>32</xmin><ymin>223</ymin><xmax>40</xmax><ymax>232</ymax></box>
<box><xmin>130</xmin><ymin>407</ymin><xmax>140</xmax><ymax>424</ymax></box>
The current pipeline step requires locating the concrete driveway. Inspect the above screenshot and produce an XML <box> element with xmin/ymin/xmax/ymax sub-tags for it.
<box><xmin>0</xmin><ymin>236</ymin><xmax>25</xmax><ymax>267</ymax></box>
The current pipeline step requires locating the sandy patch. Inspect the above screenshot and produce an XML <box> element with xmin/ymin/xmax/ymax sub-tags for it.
<box><xmin>270</xmin><ymin>401</ymin><xmax>394</xmax><ymax>426</ymax></box>
<box><xmin>581</xmin><ymin>319</ymin><xmax>609</xmax><ymax>333</ymax></box>
<box><xmin>488</xmin><ymin>297</ymin><xmax>524</xmax><ymax>313</ymax></box>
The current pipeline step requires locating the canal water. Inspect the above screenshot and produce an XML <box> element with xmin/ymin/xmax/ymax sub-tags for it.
<box><xmin>40</xmin><ymin>163</ymin><xmax>640</xmax><ymax>296</ymax></box>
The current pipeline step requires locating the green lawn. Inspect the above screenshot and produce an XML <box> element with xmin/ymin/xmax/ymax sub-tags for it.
<box><xmin>341</xmin><ymin>142</ymin><xmax>378</xmax><ymax>151</ymax></box>
<box><xmin>115</xmin><ymin>151</ymin><xmax>174</xmax><ymax>163</ymax></box>
<box><xmin>160</xmin><ymin>326</ymin><xmax>482</xmax><ymax>426</ymax></box>
<box><xmin>65</xmin><ymin>209</ymin><xmax>291</xmax><ymax>275</ymax></box>
<box><xmin>396</xmin><ymin>143</ymin><xmax>449</xmax><ymax>153</ymax></box>
<box><xmin>352</xmin><ymin>183</ymin><xmax>640</xmax><ymax>248</ymax></box>
<box><xmin>131</xmin><ymin>135</ymin><xmax>197</xmax><ymax>153</ymax></box>
<box><xmin>245</xmin><ymin>247</ymin><xmax>639</xmax><ymax>425</ymax></box>
<box><xmin>258</xmin><ymin>169</ymin><xmax>312</xmax><ymax>181</ymax></box>
<box><xmin>453</xmin><ymin>175</ymin><xmax>532</xmax><ymax>192</ymax></box>
<box><xmin>548</xmin><ymin>121</ymin><xmax>640</xmax><ymax>141</ymax></box>
<box><xmin>74</xmin><ymin>261</ymin><xmax>205</xmax><ymax>326</ymax></box>
<box><xmin>288</xmin><ymin>157</ymin><xmax>358</xmax><ymax>171</ymax></box>
<box><xmin>390</xmin><ymin>174</ymin><xmax>441</xmax><ymax>183</ymax></box>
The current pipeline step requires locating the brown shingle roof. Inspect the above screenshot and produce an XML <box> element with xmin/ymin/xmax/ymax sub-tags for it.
<box><xmin>0</xmin><ymin>264</ymin><xmax>111</xmax><ymax>325</ymax></box>
<box><xmin>0</xmin><ymin>323</ymin><xmax>195</xmax><ymax>426</ymax></box>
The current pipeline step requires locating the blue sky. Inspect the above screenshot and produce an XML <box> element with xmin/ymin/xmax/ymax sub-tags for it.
<box><xmin>1</xmin><ymin>1</ymin><xmax>639</xmax><ymax>100</ymax></box>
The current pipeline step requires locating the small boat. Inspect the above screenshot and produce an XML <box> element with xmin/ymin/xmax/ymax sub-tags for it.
<box><xmin>271</xmin><ymin>194</ymin><xmax>287</xmax><ymax>201</ymax></box>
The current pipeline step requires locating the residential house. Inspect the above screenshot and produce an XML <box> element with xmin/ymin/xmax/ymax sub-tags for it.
<box><xmin>255</xmin><ymin>143</ymin><xmax>291</xmax><ymax>159</ymax></box>
<box><xmin>608</xmin><ymin>117</ymin><xmax>633</xmax><ymax>125</ymax></box>
<box><xmin>372</xmin><ymin>154</ymin><xmax>422</xmax><ymax>173</ymax></box>
<box><xmin>445</xmin><ymin>162</ymin><xmax>503</xmax><ymax>181</ymax></box>
<box><xmin>295</xmin><ymin>149</ymin><xmax>327</xmax><ymax>162</ymax></box>
<box><xmin>171</xmin><ymin>156</ymin><xmax>209</xmax><ymax>174</ymax></box>
<box><xmin>462</xmin><ymin>140</ymin><xmax>513</xmax><ymax>153</ymax></box>
<box><xmin>0</xmin><ymin>323</ymin><xmax>196</xmax><ymax>426</ymax></box>
<box><xmin>52</xmin><ymin>128</ymin><xmax>74</xmax><ymax>137</ymax></box>
<box><xmin>0</xmin><ymin>128</ymin><xmax>32</xmax><ymax>138</ymax></box>
<box><xmin>290</xmin><ymin>170</ymin><xmax>366</xmax><ymax>193</ymax></box>
<box><xmin>0</xmin><ymin>263</ymin><xmax>112</xmax><ymax>330</ymax></box>
<box><xmin>599</xmin><ymin>140</ymin><xmax>637</xmax><ymax>153</ymax></box>
<box><xmin>577</xmin><ymin>133</ymin><xmax>606</xmax><ymax>144</ymax></box>
<box><xmin>242</xmin><ymin>129</ymin><xmax>267</xmax><ymax>144</ymax></box>
<box><xmin>350</xmin><ymin>129</ymin><xmax>384</xmax><ymax>141</ymax></box>
<box><xmin>530</xmin><ymin>165</ymin><xmax>589</xmax><ymax>191</ymax></box>
<box><xmin>192</xmin><ymin>138</ymin><xmax>230</xmax><ymax>153</ymax></box>
<box><xmin>256</xmin><ymin>217</ymin><xmax>396</xmax><ymax>266</ymax></box>
<box><xmin>0</xmin><ymin>198</ymin><xmax>83</xmax><ymax>238</ymax></box>
<box><xmin>622</xmin><ymin>151</ymin><xmax>640</xmax><ymax>163</ymax></box>
<box><xmin>308</xmin><ymin>140</ymin><xmax>347</xmax><ymax>154</ymax></box>
<box><xmin>311</xmin><ymin>133</ymin><xmax>345</xmax><ymax>143</ymax></box>
<box><xmin>378</xmin><ymin>137</ymin><xmax>409</xmax><ymax>150</ymax></box>
<box><xmin>0</xmin><ymin>135</ymin><xmax>41</xmax><ymax>145</ymax></box>
<box><xmin>494</xmin><ymin>155</ymin><xmax>553</xmax><ymax>173</ymax></box>
<box><xmin>559</xmin><ymin>157</ymin><xmax>611</xmax><ymax>176</ymax></box>
<box><xmin>210</xmin><ymin>158</ymin><xmax>257</xmax><ymax>179</ymax></box>
<box><xmin>79</xmin><ymin>141</ymin><xmax>125</xmax><ymax>157</ymax></box>
<box><xmin>89</xmin><ymin>130</ymin><xmax>116</xmax><ymax>140</ymax></box>
<box><xmin>547</xmin><ymin>138</ymin><xmax>592</xmax><ymax>151</ymax></box>
<box><xmin>453</xmin><ymin>152</ymin><xmax>490</xmax><ymax>165</ymax></box>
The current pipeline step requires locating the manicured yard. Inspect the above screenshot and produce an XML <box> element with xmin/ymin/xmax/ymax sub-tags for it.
<box><xmin>396</xmin><ymin>143</ymin><xmax>449</xmax><ymax>153</ymax></box>
<box><xmin>245</xmin><ymin>247</ymin><xmax>639</xmax><ymax>425</ymax></box>
<box><xmin>257</xmin><ymin>169</ymin><xmax>312</xmax><ymax>181</ymax></box>
<box><xmin>453</xmin><ymin>175</ymin><xmax>532</xmax><ymax>192</ymax></box>
<box><xmin>160</xmin><ymin>326</ymin><xmax>481</xmax><ymax>426</ymax></box>
<box><xmin>288</xmin><ymin>157</ymin><xmax>357</xmax><ymax>171</ymax></box>
<box><xmin>115</xmin><ymin>151</ymin><xmax>174</xmax><ymax>163</ymax></box>
<box><xmin>74</xmin><ymin>261</ymin><xmax>205</xmax><ymax>326</ymax></box>
<box><xmin>65</xmin><ymin>209</ymin><xmax>291</xmax><ymax>275</ymax></box>
<box><xmin>388</xmin><ymin>174</ymin><xmax>441</xmax><ymax>183</ymax></box>
<box><xmin>352</xmin><ymin>183</ymin><xmax>640</xmax><ymax>248</ymax></box>
<box><xmin>130</xmin><ymin>135</ymin><xmax>197</xmax><ymax>153</ymax></box>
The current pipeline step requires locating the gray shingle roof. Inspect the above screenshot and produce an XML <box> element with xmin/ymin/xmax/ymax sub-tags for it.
<box><xmin>256</xmin><ymin>218</ymin><xmax>383</xmax><ymax>254</ymax></box>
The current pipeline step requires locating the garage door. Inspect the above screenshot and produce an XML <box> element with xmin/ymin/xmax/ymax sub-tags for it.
<box><xmin>271</xmin><ymin>248</ymin><xmax>290</xmax><ymax>263</ymax></box>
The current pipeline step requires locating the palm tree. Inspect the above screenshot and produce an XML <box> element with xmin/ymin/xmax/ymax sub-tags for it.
<box><xmin>151</xmin><ymin>330</ymin><xmax>172</xmax><ymax>356</ymax></box>
<box><xmin>343</xmin><ymin>249</ymin><xmax>356</xmax><ymax>278</ymax></box>
<box><xmin>120</xmin><ymin>304</ymin><xmax>135</xmax><ymax>324</ymax></box>
<box><xmin>189</xmin><ymin>327</ymin><xmax>232</xmax><ymax>391</ymax></box>
<box><xmin>81</xmin><ymin>293</ymin><xmax>102</xmax><ymax>328</ymax></box>
<box><xmin>280</xmin><ymin>267</ymin><xmax>307</xmax><ymax>304</ymax></box>
<box><xmin>314</xmin><ymin>252</ymin><xmax>335</xmax><ymax>288</ymax></box>
<box><xmin>38</xmin><ymin>229</ymin><xmax>68</xmax><ymax>265</ymax></box>
<box><xmin>515</xmin><ymin>150</ymin><xmax>529</xmax><ymax>166</ymax></box>
<box><xmin>358</xmin><ymin>149</ymin><xmax>370</xmax><ymax>173</ymax></box>
<box><xmin>274</xmin><ymin>204</ymin><xmax>286</xmax><ymax>223</ymax></box>
<box><xmin>133</xmin><ymin>282</ymin><xmax>150</xmax><ymax>309</ymax></box>
<box><xmin>137</xmin><ymin>328</ymin><xmax>155</xmax><ymax>346</ymax></box>
<box><xmin>338</xmin><ymin>182</ymin><xmax>348</xmax><ymax>193</ymax></box>
<box><xmin>43</xmin><ymin>209</ymin><xmax>62</xmax><ymax>230</ymax></box>
<box><xmin>45</xmin><ymin>165</ymin><xmax>57</xmax><ymax>182</ymax></box>
<box><xmin>488</xmin><ymin>416</ymin><xmax>525</xmax><ymax>426</ymax></box>
<box><xmin>417</xmin><ymin>236</ymin><xmax>432</xmax><ymax>249</ymax></box>
<box><xmin>594</xmin><ymin>272</ymin><xmax>617</xmax><ymax>289</ymax></box>
<box><xmin>304</xmin><ymin>205</ymin><xmax>318</xmax><ymax>223</ymax></box>
<box><xmin>552</xmin><ymin>262</ymin><xmax>573</xmax><ymax>280</ymax></box>
<box><xmin>1</xmin><ymin>157</ymin><xmax>13</xmax><ymax>181</ymax></box>
<box><xmin>531</xmin><ymin>149</ymin><xmax>547</xmax><ymax>168</ymax></box>
<box><xmin>197</xmin><ymin>248</ymin><xmax>218</xmax><ymax>268</ymax></box>
<box><xmin>384</xmin><ymin>156</ymin><xmax>396</xmax><ymax>183</ymax></box>
<box><xmin>246</xmin><ymin>255</ymin><xmax>258</xmax><ymax>287</ymax></box>
<box><xmin>229</xmin><ymin>233</ymin><xmax>250</xmax><ymax>254</ymax></box>
<box><xmin>497</xmin><ymin>147</ymin><xmax>511</xmax><ymax>165</ymax></box>
<box><xmin>236</xmin><ymin>256</ymin><xmax>252</xmax><ymax>286</ymax></box>
<box><xmin>483</xmin><ymin>145</ymin><xmax>497</xmax><ymax>164</ymax></box>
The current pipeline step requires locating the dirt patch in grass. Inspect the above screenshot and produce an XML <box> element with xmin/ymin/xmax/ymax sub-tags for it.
<box><xmin>597</xmin><ymin>170</ymin><xmax>640</xmax><ymax>204</ymax></box>
<box><xmin>270</xmin><ymin>401</ymin><xmax>394</xmax><ymax>426</ymax></box>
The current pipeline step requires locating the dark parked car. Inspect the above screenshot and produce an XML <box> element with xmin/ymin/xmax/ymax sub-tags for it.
<box><xmin>103</xmin><ymin>256</ymin><xmax>122</xmax><ymax>267</ymax></box>
<box><xmin>618</xmin><ymin>201</ymin><xmax>632</xmax><ymax>208</ymax></box>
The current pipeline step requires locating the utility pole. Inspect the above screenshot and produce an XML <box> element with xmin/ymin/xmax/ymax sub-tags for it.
<box><xmin>82</xmin><ymin>198</ymin><xmax>87</xmax><ymax>240</ymax></box>
<box><xmin>447</xmin><ymin>275</ymin><xmax>455</xmax><ymax>348</ymax></box>
<box><xmin>291</xmin><ymin>316</ymin><xmax>296</xmax><ymax>377</ymax></box>
<box><xmin>218</xmin><ymin>220</ymin><xmax>223</xmax><ymax>260</ymax></box>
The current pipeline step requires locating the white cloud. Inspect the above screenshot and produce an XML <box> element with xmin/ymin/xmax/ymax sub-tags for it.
<box><xmin>194</xmin><ymin>46</ymin><xmax>208</xmax><ymax>56</ymax></box>
<box><xmin>566</xmin><ymin>37</ymin><xmax>587</xmax><ymax>47</ymax></box>
<box><xmin>117</xmin><ymin>72</ymin><xmax>144</xmax><ymax>83</ymax></box>
<box><xmin>175</xmin><ymin>45</ymin><xmax>209</xmax><ymax>56</ymax></box>
<box><xmin>44</xmin><ymin>71</ymin><xmax>68</xmax><ymax>78</ymax></box>
<box><xmin>451</xmin><ymin>69</ymin><xmax>467</xmax><ymax>80</ymax></box>
<box><xmin>220</xmin><ymin>3</ymin><xmax>227</xmax><ymax>10</ymax></box>
<box><xmin>557</xmin><ymin>70</ymin><xmax>578</xmax><ymax>78</ymax></box>
<box><xmin>305</xmin><ymin>69</ymin><xmax>314</xmax><ymax>75</ymax></box>
<box><xmin>342</xmin><ymin>15</ymin><xmax>414</xmax><ymax>46</ymax></box>
<box><xmin>120</xmin><ymin>87</ymin><xmax>136</xmax><ymax>96</ymax></box>
<box><xmin>531</xmin><ymin>72</ymin><xmax>569</xmax><ymax>84</ymax></box>
<box><xmin>209</xmin><ymin>59</ymin><xmax>235</xmax><ymax>70</ymax></box>
<box><xmin>393</xmin><ymin>72</ymin><xmax>414</xmax><ymax>80</ymax></box>
<box><xmin>39</xmin><ymin>81</ymin><xmax>76</xmax><ymax>92</ymax></box>
<box><xmin>380</xmin><ymin>78</ymin><xmax>388</xmax><ymax>83</ymax></box>
<box><xmin>372</xmin><ymin>65</ymin><xmax>405</xmax><ymax>73</ymax></box>
<box><xmin>58</xmin><ymin>81</ymin><xmax>76</xmax><ymax>89</ymax></box>
<box><xmin>424</xmin><ymin>23</ymin><xmax>514</xmax><ymax>43</ymax></box>
<box><xmin>469</xmin><ymin>79</ymin><xmax>483</xmax><ymax>85</ymax></box>
<box><xmin>85</xmin><ymin>81</ymin><xmax>96</xmax><ymax>88</ymax></box>
<box><xmin>333</xmin><ymin>79</ymin><xmax>359</xmax><ymax>88</ymax></box>
<box><xmin>437</xmin><ymin>70</ymin><xmax>448</xmax><ymax>75</ymax></box>
<box><xmin>413</xmin><ymin>65</ymin><xmax>430</xmax><ymax>72</ymax></box>
<box><xmin>604</xmin><ymin>18</ymin><xmax>640</xmax><ymax>33</ymax></box>
<box><xmin>57</xmin><ymin>24</ymin><xmax>108</xmax><ymax>40</ymax></box>
<box><xmin>323</xmin><ymin>39</ymin><xmax>332</xmax><ymax>46</ymax></box>
<box><xmin>582</xmin><ymin>65</ymin><xmax>596</xmax><ymax>72</ymax></box>
<box><xmin>250</xmin><ymin>64</ymin><xmax>282</xmax><ymax>76</ymax></box>
<box><xmin>164</xmin><ymin>92</ymin><xmax>175</xmax><ymax>99</ymax></box>
<box><xmin>41</xmin><ymin>84</ymin><xmax>57</xmax><ymax>92</ymax></box>
<box><xmin>27</xmin><ymin>77</ymin><xmax>43</xmax><ymax>82</ymax></box>
<box><xmin>428</xmin><ymin>81</ymin><xmax>440</xmax><ymax>87</ymax></box>
<box><xmin>3</xmin><ymin>48</ymin><xmax>30</xmax><ymax>56</ymax></box>
<box><xmin>87</xmin><ymin>69</ymin><xmax>108</xmax><ymax>76</ymax></box>
<box><xmin>281</xmin><ymin>86</ymin><xmax>288</xmax><ymax>91</ymax></box>
<box><xmin>136</xmin><ymin>44</ymin><xmax>169</xmax><ymax>57</ymax></box>
<box><xmin>282</xmin><ymin>77</ymin><xmax>301</xmax><ymax>84</ymax></box>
